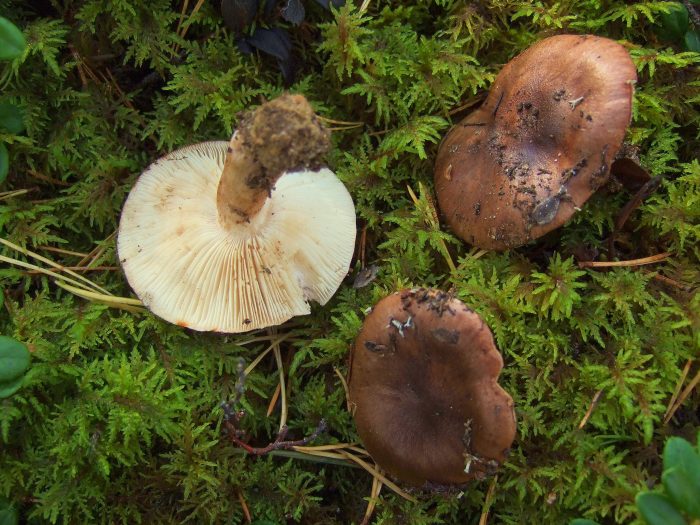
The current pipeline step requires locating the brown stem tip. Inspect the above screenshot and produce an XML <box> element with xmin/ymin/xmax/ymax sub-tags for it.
<box><xmin>237</xmin><ymin>94</ymin><xmax>331</xmax><ymax>193</ymax></box>
<box><xmin>217</xmin><ymin>94</ymin><xmax>331</xmax><ymax>225</ymax></box>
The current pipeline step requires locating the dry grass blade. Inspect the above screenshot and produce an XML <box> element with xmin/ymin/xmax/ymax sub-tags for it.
<box><xmin>180</xmin><ymin>0</ymin><xmax>205</xmax><ymax>39</ymax></box>
<box><xmin>37</xmin><ymin>246</ymin><xmax>90</xmax><ymax>258</ymax></box>
<box><xmin>244</xmin><ymin>333</ymin><xmax>293</xmax><ymax>376</ymax></box>
<box><xmin>479</xmin><ymin>475</ymin><xmax>499</xmax><ymax>525</ymax></box>
<box><xmin>54</xmin><ymin>281</ymin><xmax>146</xmax><ymax>313</ymax></box>
<box><xmin>334</xmin><ymin>367</ymin><xmax>351</xmax><ymax>411</ymax></box>
<box><xmin>0</xmin><ymin>189</ymin><xmax>30</xmax><ymax>200</ymax></box>
<box><xmin>664</xmin><ymin>366</ymin><xmax>700</xmax><ymax>424</ymax></box>
<box><xmin>273</xmin><ymin>342</ymin><xmax>288</xmax><ymax>431</ymax></box>
<box><xmin>578</xmin><ymin>389</ymin><xmax>605</xmax><ymax>429</ymax></box>
<box><xmin>76</xmin><ymin>231</ymin><xmax>116</xmax><ymax>268</ymax></box>
<box><xmin>293</xmin><ymin>443</ymin><xmax>359</xmax><ymax>452</ymax></box>
<box><xmin>578</xmin><ymin>252</ymin><xmax>671</xmax><ymax>268</ymax></box>
<box><xmin>0</xmin><ymin>237</ymin><xmax>109</xmax><ymax>294</ymax></box>
<box><xmin>175</xmin><ymin>0</ymin><xmax>190</xmax><ymax>38</ymax></box>
<box><xmin>317</xmin><ymin>116</ymin><xmax>364</xmax><ymax>126</ymax></box>
<box><xmin>361</xmin><ymin>475</ymin><xmax>383</xmax><ymax>525</ymax></box>
<box><xmin>0</xmin><ymin>254</ymin><xmax>107</xmax><ymax>294</ymax></box>
<box><xmin>237</xmin><ymin>489</ymin><xmax>252</xmax><ymax>524</ymax></box>
<box><xmin>266</xmin><ymin>382</ymin><xmax>281</xmax><ymax>417</ymax></box>
<box><xmin>339</xmin><ymin>450</ymin><xmax>417</xmax><ymax>503</ymax></box>
<box><xmin>664</xmin><ymin>359</ymin><xmax>693</xmax><ymax>422</ymax></box>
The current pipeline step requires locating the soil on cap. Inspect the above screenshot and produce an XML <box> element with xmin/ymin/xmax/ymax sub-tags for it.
<box><xmin>237</xmin><ymin>94</ymin><xmax>331</xmax><ymax>193</ymax></box>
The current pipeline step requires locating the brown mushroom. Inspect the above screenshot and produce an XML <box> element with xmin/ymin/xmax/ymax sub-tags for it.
<box><xmin>435</xmin><ymin>34</ymin><xmax>637</xmax><ymax>250</ymax></box>
<box><xmin>347</xmin><ymin>288</ymin><xmax>516</xmax><ymax>486</ymax></box>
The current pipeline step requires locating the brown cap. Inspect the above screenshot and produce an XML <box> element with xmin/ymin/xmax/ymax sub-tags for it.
<box><xmin>435</xmin><ymin>34</ymin><xmax>637</xmax><ymax>250</ymax></box>
<box><xmin>347</xmin><ymin>288</ymin><xmax>516</xmax><ymax>486</ymax></box>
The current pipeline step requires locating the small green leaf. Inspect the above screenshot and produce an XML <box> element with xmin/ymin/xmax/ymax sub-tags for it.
<box><xmin>664</xmin><ymin>437</ymin><xmax>700</xmax><ymax>475</ymax></box>
<box><xmin>569</xmin><ymin>520</ymin><xmax>602</xmax><ymax>525</ymax></box>
<box><xmin>0</xmin><ymin>103</ymin><xmax>25</xmax><ymax>134</ymax></box>
<box><xmin>664</xmin><ymin>467</ymin><xmax>700</xmax><ymax>518</ymax></box>
<box><xmin>684</xmin><ymin>30</ymin><xmax>700</xmax><ymax>52</ymax></box>
<box><xmin>663</xmin><ymin>438</ymin><xmax>700</xmax><ymax>516</ymax></box>
<box><xmin>636</xmin><ymin>492</ymin><xmax>687</xmax><ymax>525</ymax></box>
<box><xmin>0</xmin><ymin>17</ymin><xmax>26</xmax><ymax>61</ymax></box>
<box><xmin>0</xmin><ymin>375</ymin><xmax>24</xmax><ymax>399</ymax></box>
<box><xmin>0</xmin><ymin>336</ymin><xmax>30</xmax><ymax>383</ymax></box>
<box><xmin>0</xmin><ymin>498</ymin><xmax>18</xmax><ymax>525</ymax></box>
<box><xmin>0</xmin><ymin>143</ymin><xmax>7</xmax><ymax>184</ymax></box>
<box><xmin>656</xmin><ymin>3</ymin><xmax>689</xmax><ymax>42</ymax></box>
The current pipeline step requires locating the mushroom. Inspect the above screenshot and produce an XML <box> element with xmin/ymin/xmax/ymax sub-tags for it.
<box><xmin>118</xmin><ymin>94</ymin><xmax>356</xmax><ymax>333</ymax></box>
<box><xmin>347</xmin><ymin>288</ymin><xmax>516</xmax><ymax>486</ymax></box>
<box><xmin>434</xmin><ymin>34</ymin><xmax>637</xmax><ymax>250</ymax></box>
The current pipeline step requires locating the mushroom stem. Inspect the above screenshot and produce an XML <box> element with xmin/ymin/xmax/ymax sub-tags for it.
<box><xmin>216</xmin><ymin>94</ymin><xmax>331</xmax><ymax>228</ymax></box>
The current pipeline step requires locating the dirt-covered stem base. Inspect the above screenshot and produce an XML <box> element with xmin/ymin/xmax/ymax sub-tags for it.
<box><xmin>217</xmin><ymin>94</ymin><xmax>331</xmax><ymax>227</ymax></box>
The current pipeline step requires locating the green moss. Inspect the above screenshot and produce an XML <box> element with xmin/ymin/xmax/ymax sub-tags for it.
<box><xmin>0</xmin><ymin>0</ymin><xmax>698</xmax><ymax>523</ymax></box>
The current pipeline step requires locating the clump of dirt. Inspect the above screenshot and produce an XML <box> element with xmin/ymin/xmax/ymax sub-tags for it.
<box><xmin>238</xmin><ymin>94</ymin><xmax>331</xmax><ymax>191</ymax></box>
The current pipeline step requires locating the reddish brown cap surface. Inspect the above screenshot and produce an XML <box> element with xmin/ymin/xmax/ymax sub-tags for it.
<box><xmin>348</xmin><ymin>289</ymin><xmax>516</xmax><ymax>486</ymax></box>
<box><xmin>435</xmin><ymin>34</ymin><xmax>637</xmax><ymax>250</ymax></box>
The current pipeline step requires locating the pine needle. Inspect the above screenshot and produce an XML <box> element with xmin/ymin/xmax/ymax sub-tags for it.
<box><xmin>334</xmin><ymin>367</ymin><xmax>351</xmax><ymax>412</ymax></box>
<box><xmin>338</xmin><ymin>450</ymin><xmax>417</xmax><ymax>503</ymax></box>
<box><xmin>664</xmin><ymin>359</ymin><xmax>693</xmax><ymax>422</ymax></box>
<box><xmin>361</xmin><ymin>475</ymin><xmax>382</xmax><ymax>525</ymax></box>
<box><xmin>479</xmin><ymin>475</ymin><xmax>499</xmax><ymax>525</ymax></box>
<box><xmin>664</xmin><ymin>366</ymin><xmax>700</xmax><ymax>424</ymax></box>
<box><xmin>578</xmin><ymin>252</ymin><xmax>671</xmax><ymax>268</ymax></box>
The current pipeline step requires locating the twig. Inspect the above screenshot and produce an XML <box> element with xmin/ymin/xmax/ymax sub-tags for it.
<box><xmin>222</xmin><ymin>358</ymin><xmax>326</xmax><ymax>455</ymax></box>
<box><xmin>664</xmin><ymin>359</ymin><xmax>692</xmax><ymax>423</ymax></box>
<box><xmin>578</xmin><ymin>252</ymin><xmax>671</xmax><ymax>269</ymax></box>
<box><xmin>223</xmin><ymin>415</ymin><xmax>327</xmax><ymax>455</ymax></box>
<box><xmin>578</xmin><ymin>389</ymin><xmax>605</xmax><ymax>429</ymax></box>
<box><xmin>646</xmin><ymin>271</ymin><xmax>693</xmax><ymax>291</ymax></box>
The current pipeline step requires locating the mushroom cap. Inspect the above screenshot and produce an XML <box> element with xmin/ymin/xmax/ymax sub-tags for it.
<box><xmin>435</xmin><ymin>34</ymin><xmax>637</xmax><ymax>250</ymax></box>
<box><xmin>348</xmin><ymin>288</ymin><xmax>516</xmax><ymax>486</ymax></box>
<box><xmin>117</xmin><ymin>141</ymin><xmax>356</xmax><ymax>333</ymax></box>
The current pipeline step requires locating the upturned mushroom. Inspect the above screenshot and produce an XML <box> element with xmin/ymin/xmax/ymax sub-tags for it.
<box><xmin>118</xmin><ymin>94</ymin><xmax>356</xmax><ymax>333</ymax></box>
<box><xmin>348</xmin><ymin>288</ymin><xmax>516</xmax><ymax>486</ymax></box>
<box><xmin>434</xmin><ymin>34</ymin><xmax>637</xmax><ymax>250</ymax></box>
